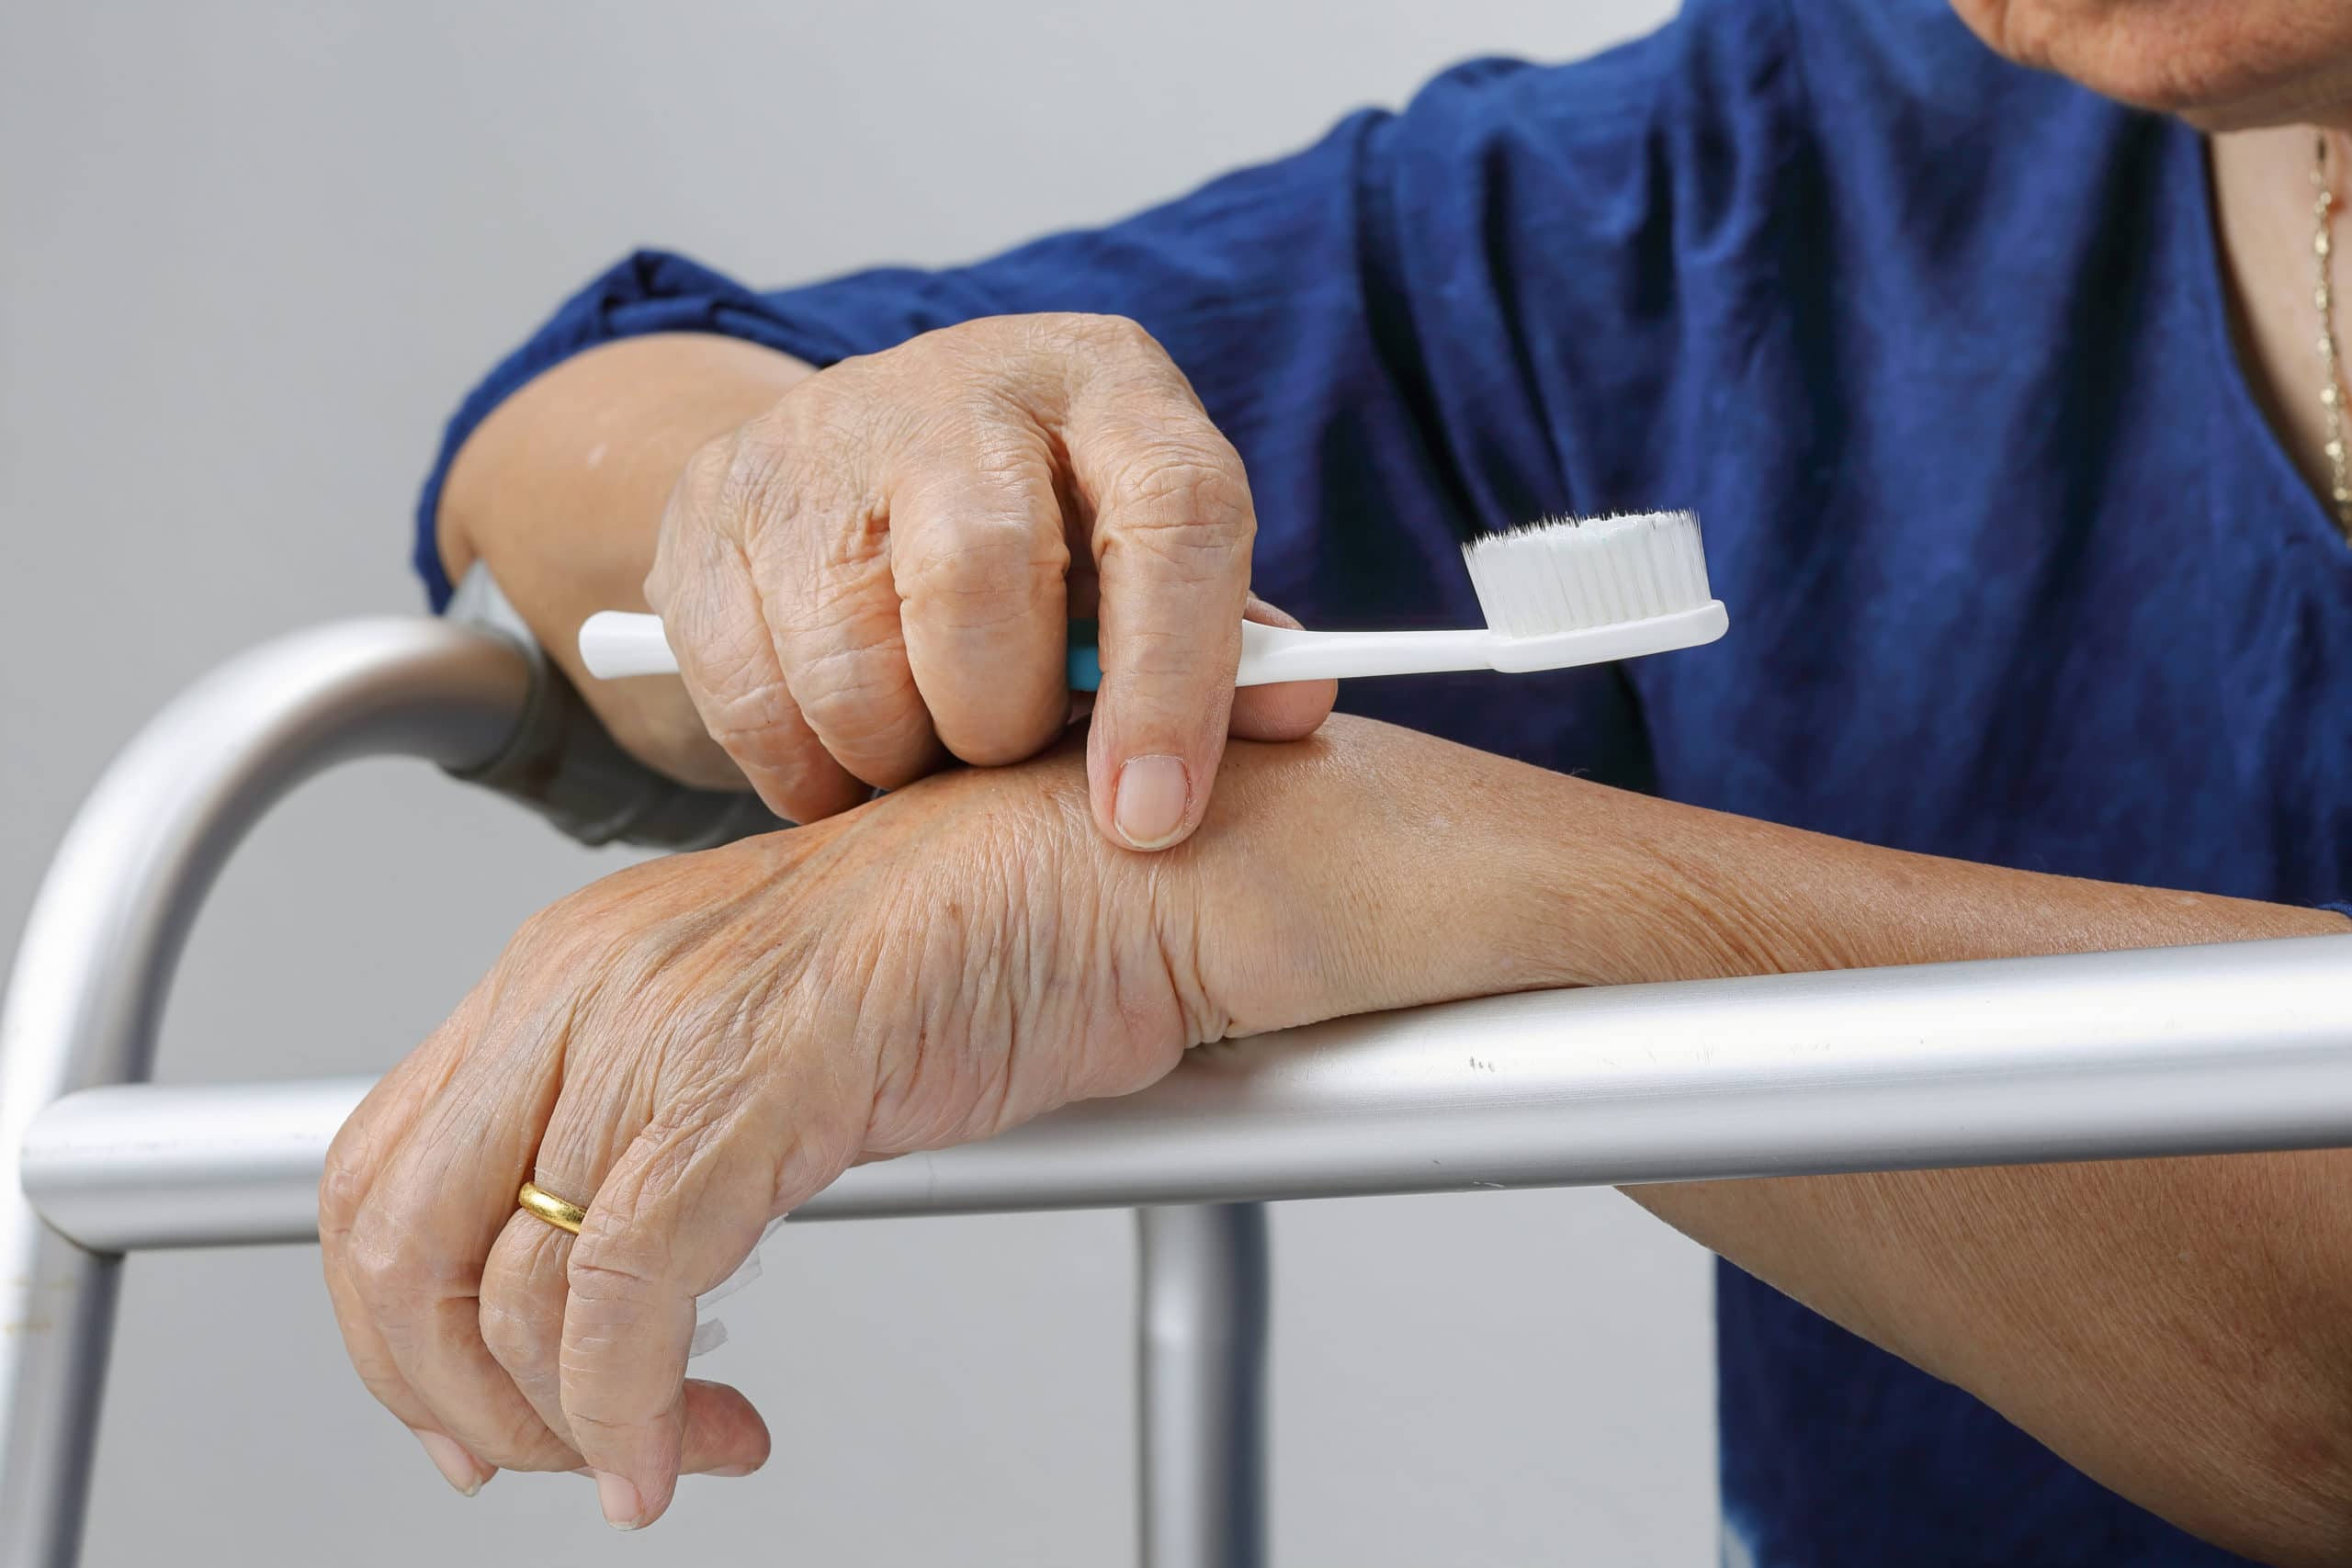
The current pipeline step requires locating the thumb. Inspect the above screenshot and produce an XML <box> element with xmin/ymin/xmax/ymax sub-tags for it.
<box><xmin>1071</xmin><ymin>409</ymin><xmax>1254</xmax><ymax>852</ymax></box>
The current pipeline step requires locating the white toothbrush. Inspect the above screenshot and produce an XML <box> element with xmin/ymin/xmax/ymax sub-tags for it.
<box><xmin>578</xmin><ymin>509</ymin><xmax>1728</xmax><ymax>688</ymax></box>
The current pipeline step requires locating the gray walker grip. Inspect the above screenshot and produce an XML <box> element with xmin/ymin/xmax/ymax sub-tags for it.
<box><xmin>442</xmin><ymin>564</ymin><xmax>786</xmax><ymax>850</ymax></box>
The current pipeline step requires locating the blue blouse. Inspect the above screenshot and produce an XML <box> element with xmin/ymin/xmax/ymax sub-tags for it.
<box><xmin>415</xmin><ymin>0</ymin><xmax>2352</xmax><ymax>1561</ymax></box>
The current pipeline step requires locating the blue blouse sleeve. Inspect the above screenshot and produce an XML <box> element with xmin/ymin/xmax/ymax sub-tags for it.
<box><xmin>413</xmin><ymin>0</ymin><xmax>1799</xmax><ymax>774</ymax></box>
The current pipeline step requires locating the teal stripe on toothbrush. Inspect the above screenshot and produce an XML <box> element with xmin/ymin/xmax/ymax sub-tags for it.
<box><xmin>1066</xmin><ymin>619</ymin><xmax>1102</xmax><ymax>693</ymax></box>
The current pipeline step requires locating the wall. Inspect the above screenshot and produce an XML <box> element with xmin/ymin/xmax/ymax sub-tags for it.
<box><xmin>0</xmin><ymin>2</ymin><xmax>1713</xmax><ymax>1562</ymax></box>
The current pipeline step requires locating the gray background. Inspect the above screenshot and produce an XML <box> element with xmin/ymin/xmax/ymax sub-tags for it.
<box><xmin>0</xmin><ymin>2</ymin><xmax>1713</xmax><ymax>1562</ymax></box>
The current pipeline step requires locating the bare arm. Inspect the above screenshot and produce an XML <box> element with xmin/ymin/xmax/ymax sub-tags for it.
<box><xmin>1479</xmin><ymin>767</ymin><xmax>2352</xmax><ymax>1565</ymax></box>
<box><xmin>333</xmin><ymin>705</ymin><xmax>2352</xmax><ymax>1551</ymax></box>
<box><xmin>437</xmin><ymin>333</ymin><xmax>815</xmax><ymax>790</ymax></box>
<box><xmin>1636</xmin><ymin>1154</ymin><xmax>2352</xmax><ymax>1563</ymax></box>
<box><xmin>434</xmin><ymin>319</ymin><xmax>1334</xmax><ymax>839</ymax></box>
<box><xmin>423</xmin><ymin>321</ymin><xmax>2351</xmax><ymax>1558</ymax></box>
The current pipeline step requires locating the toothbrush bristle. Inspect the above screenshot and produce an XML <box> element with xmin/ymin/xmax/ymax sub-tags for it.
<box><xmin>1460</xmin><ymin>510</ymin><xmax>1712</xmax><ymax>638</ymax></box>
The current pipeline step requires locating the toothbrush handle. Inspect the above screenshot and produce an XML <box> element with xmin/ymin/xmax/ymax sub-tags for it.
<box><xmin>1066</xmin><ymin>620</ymin><xmax>1491</xmax><ymax>690</ymax></box>
<box><xmin>1233</xmin><ymin>621</ymin><xmax>1497</xmax><ymax>686</ymax></box>
<box><xmin>582</xmin><ymin>612</ymin><xmax>1502</xmax><ymax>690</ymax></box>
<box><xmin>581</xmin><ymin>611</ymin><xmax>1147</xmax><ymax>687</ymax></box>
<box><xmin>582</xmin><ymin>607</ymin><xmax>1724</xmax><ymax>690</ymax></box>
<box><xmin>578</xmin><ymin>611</ymin><xmax>681</xmax><ymax>680</ymax></box>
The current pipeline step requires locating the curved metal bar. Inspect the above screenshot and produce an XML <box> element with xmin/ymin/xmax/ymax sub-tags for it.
<box><xmin>0</xmin><ymin>619</ymin><xmax>529</xmax><ymax>1568</ymax></box>
<box><xmin>21</xmin><ymin>931</ymin><xmax>2352</xmax><ymax>1252</ymax></box>
<box><xmin>14</xmin><ymin>617</ymin><xmax>2352</xmax><ymax>1568</ymax></box>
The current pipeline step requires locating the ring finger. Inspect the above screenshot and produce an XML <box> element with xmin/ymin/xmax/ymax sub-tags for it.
<box><xmin>480</xmin><ymin>1202</ymin><xmax>770</xmax><ymax>1480</ymax></box>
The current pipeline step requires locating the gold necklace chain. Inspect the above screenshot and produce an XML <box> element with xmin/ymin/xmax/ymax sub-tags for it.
<box><xmin>2314</xmin><ymin>132</ymin><xmax>2352</xmax><ymax>537</ymax></box>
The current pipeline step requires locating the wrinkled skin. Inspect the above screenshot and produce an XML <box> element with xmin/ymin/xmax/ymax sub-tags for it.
<box><xmin>323</xmin><ymin>745</ymin><xmax>1183</xmax><ymax>1523</ymax></box>
<box><xmin>642</xmin><ymin>312</ymin><xmax>1333</xmax><ymax>849</ymax></box>
<box><xmin>1950</xmin><ymin>0</ymin><xmax>2352</xmax><ymax>129</ymax></box>
<box><xmin>334</xmin><ymin>0</ymin><xmax>2352</xmax><ymax>1540</ymax></box>
<box><xmin>318</xmin><ymin>718</ymin><xmax>1572</xmax><ymax>1528</ymax></box>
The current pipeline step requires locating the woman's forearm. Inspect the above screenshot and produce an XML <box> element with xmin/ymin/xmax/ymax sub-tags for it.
<box><xmin>1324</xmin><ymin>724</ymin><xmax>2339</xmax><ymax>1004</ymax></box>
<box><xmin>1559</xmin><ymin>773</ymin><xmax>2338</xmax><ymax>984</ymax></box>
<box><xmin>436</xmin><ymin>332</ymin><xmax>814</xmax><ymax>784</ymax></box>
<box><xmin>1637</xmin><ymin>1148</ymin><xmax>2352</xmax><ymax>1563</ymax></box>
<box><xmin>438</xmin><ymin>323</ymin><xmax>2352</xmax><ymax>1553</ymax></box>
<box><xmin>1413</xmin><ymin>751</ymin><xmax>2351</xmax><ymax>1562</ymax></box>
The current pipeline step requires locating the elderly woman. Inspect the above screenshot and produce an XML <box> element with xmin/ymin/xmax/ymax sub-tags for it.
<box><xmin>323</xmin><ymin>0</ymin><xmax>2352</xmax><ymax>1562</ymax></box>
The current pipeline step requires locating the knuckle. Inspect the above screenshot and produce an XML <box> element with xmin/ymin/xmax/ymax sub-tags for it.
<box><xmin>934</xmin><ymin>311</ymin><xmax>1166</xmax><ymax>384</ymax></box>
<box><xmin>672</xmin><ymin>436</ymin><xmax>741</xmax><ymax>527</ymax></box>
<box><xmin>695</xmin><ymin>644</ymin><xmax>797</xmax><ymax>737</ymax></box>
<box><xmin>905</xmin><ymin>318</ymin><xmax>989</xmax><ymax>367</ymax></box>
<box><xmin>703</xmin><ymin>690</ymin><xmax>821</xmax><ymax>788</ymax></box>
<box><xmin>646</xmin><ymin>513</ymin><xmax>708</xmax><ymax>618</ymax></box>
<box><xmin>933</xmin><ymin>312</ymin><xmax>1060</xmax><ymax>365</ymax></box>
<box><xmin>684</xmin><ymin>604</ymin><xmax>792</xmax><ymax>710</ymax></box>
<box><xmin>568</xmin><ymin>1247</ymin><xmax>660</xmax><ymax>1302</ymax></box>
<box><xmin>726</xmin><ymin>401</ymin><xmax>881</xmax><ymax>554</ymax></box>
<box><xmin>648</xmin><ymin>441</ymin><xmax>741</xmax><ymax>609</ymax></box>
<box><xmin>1108</xmin><ymin>624</ymin><xmax>1216</xmax><ymax>683</ymax></box>
<box><xmin>506</xmin><ymin>900</ymin><xmax>598</xmax><ymax>977</ymax></box>
<box><xmin>318</xmin><ymin>1133</ymin><xmax>373</xmax><ymax>1237</ymax></box>
<box><xmin>1101</xmin><ymin>451</ymin><xmax>1257</xmax><ymax>576</ymax></box>
<box><xmin>718</xmin><ymin>419</ymin><xmax>803</xmax><ymax>531</ymax></box>
<box><xmin>479</xmin><ymin>1245</ymin><xmax>564</xmax><ymax>1373</ymax></box>
<box><xmin>347</xmin><ymin>1220</ymin><xmax>436</xmax><ymax>1314</ymax></box>
<box><xmin>568</xmin><ymin>1182</ymin><xmax>667</xmax><ymax>1289</ymax></box>
<box><xmin>915</xmin><ymin>393</ymin><xmax>1046</xmax><ymax>482</ymax></box>
<box><xmin>680</xmin><ymin>433</ymin><xmax>737</xmax><ymax>498</ymax></box>
<box><xmin>480</xmin><ymin>1294</ymin><xmax>553</xmax><ymax>1376</ymax></box>
<box><xmin>900</xmin><ymin>523</ymin><xmax>1060</xmax><ymax>616</ymax></box>
<box><xmin>640</xmin><ymin>552</ymin><xmax>676</xmax><ymax>616</ymax></box>
<box><xmin>1060</xmin><ymin>311</ymin><xmax>1161</xmax><ymax>361</ymax></box>
<box><xmin>795</xmin><ymin>669</ymin><xmax>929</xmax><ymax>761</ymax></box>
<box><xmin>508</xmin><ymin>895</ymin><xmax>575</xmax><ymax>953</ymax></box>
<box><xmin>560</xmin><ymin>1246</ymin><xmax>672</xmax><ymax>1362</ymax></box>
<box><xmin>635</xmin><ymin>1115</ymin><xmax>734</xmax><ymax>1192</ymax></box>
<box><xmin>1121</xmin><ymin>451</ymin><xmax>1252</xmax><ymax>526</ymax></box>
<box><xmin>765</xmin><ymin>367</ymin><xmax>893</xmax><ymax>470</ymax></box>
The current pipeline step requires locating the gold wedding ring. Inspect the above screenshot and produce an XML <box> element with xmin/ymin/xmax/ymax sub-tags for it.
<box><xmin>517</xmin><ymin>1181</ymin><xmax>587</xmax><ymax>1235</ymax></box>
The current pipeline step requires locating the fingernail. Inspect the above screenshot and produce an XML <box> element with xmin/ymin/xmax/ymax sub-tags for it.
<box><xmin>417</xmin><ymin>1431</ymin><xmax>490</xmax><ymax>1497</ymax></box>
<box><xmin>708</xmin><ymin>1463</ymin><xmax>757</xmax><ymax>1478</ymax></box>
<box><xmin>1114</xmin><ymin>755</ymin><xmax>1190</xmax><ymax>849</ymax></box>
<box><xmin>594</xmin><ymin>1470</ymin><xmax>645</xmax><ymax>1530</ymax></box>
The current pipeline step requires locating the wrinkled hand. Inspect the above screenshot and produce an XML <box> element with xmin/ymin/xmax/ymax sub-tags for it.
<box><xmin>643</xmin><ymin>312</ymin><xmax>1334</xmax><ymax>848</ymax></box>
<box><xmin>317</xmin><ymin>717</ymin><xmax>1557</xmax><ymax>1530</ymax></box>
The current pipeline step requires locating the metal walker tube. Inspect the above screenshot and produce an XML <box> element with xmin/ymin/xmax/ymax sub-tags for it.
<box><xmin>23</xmin><ymin>935</ymin><xmax>2352</xmax><ymax>1247</ymax></box>
<box><xmin>0</xmin><ymin>620</ymin><xmax>529</xmax><ymax>1568</ymax></box>
<box><xmin>1137</xmin><ymin>1204</ymin><xmax>1267</xmax><ymax>1568</ymax></box>
<box><xmin>11</xmin><ymin>620</ymin><xmax>2352</xmax><ymax>1566</ymax></box>
<box><xmin>1</xmin><ymin>618</ymin><xmax>1272</xmax><ymax>1568</ymax></box>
